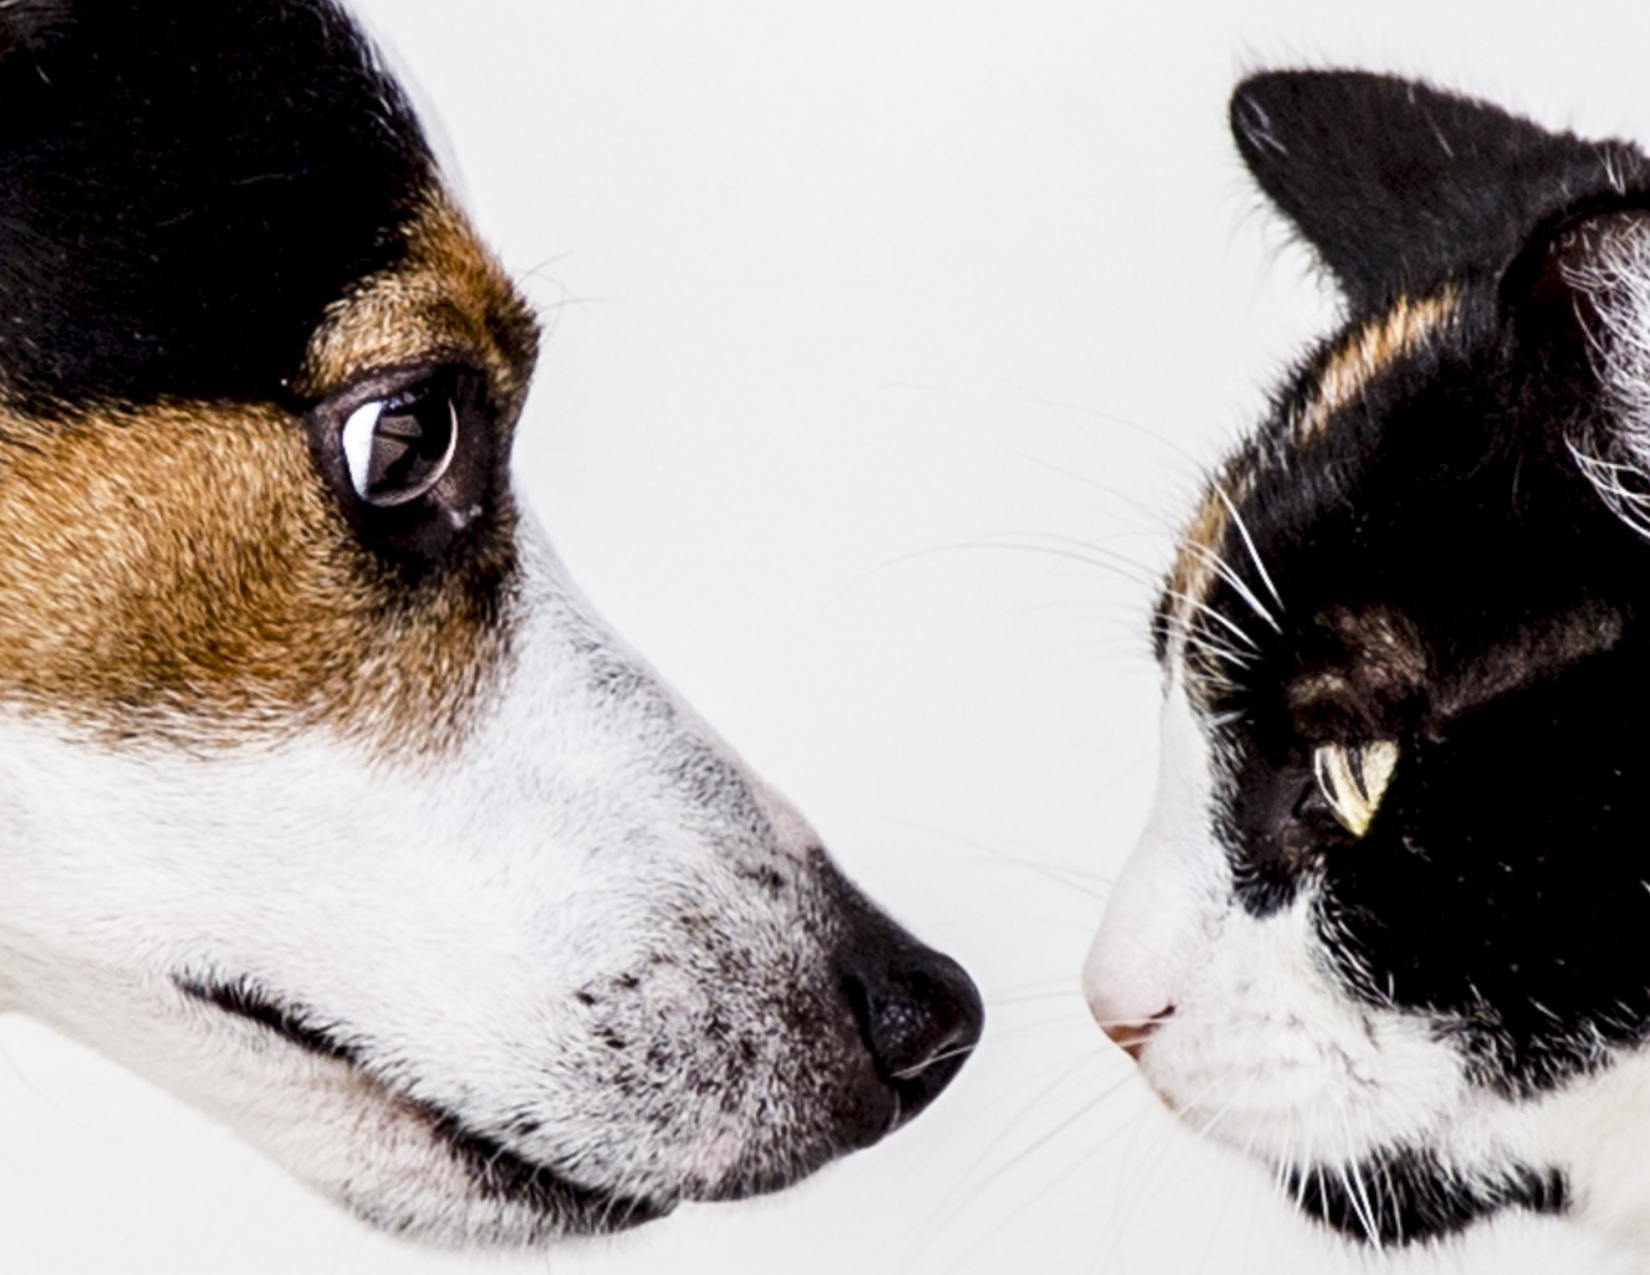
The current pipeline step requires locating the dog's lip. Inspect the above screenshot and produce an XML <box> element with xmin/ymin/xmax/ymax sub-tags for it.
<box><xmin>172</xmin><ymin>972</ymin><xmax>675</xmax><ymax>1233</ymax></box>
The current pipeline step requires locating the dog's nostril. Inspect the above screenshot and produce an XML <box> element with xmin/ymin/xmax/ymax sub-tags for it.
<box><xmin>842</xmin><ymin>949</ymin><xmax>984</xmax><ymax>1127</ymax></box>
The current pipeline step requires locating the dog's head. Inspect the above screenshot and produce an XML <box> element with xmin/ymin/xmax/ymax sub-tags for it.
<box><xmin>0</xmin><ymin>0</ymin><xmax>982</xmax><ymax>1245</ymax></box>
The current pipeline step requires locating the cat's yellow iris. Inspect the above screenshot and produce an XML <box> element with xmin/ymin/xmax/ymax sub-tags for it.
<box><xmin>1313</xmin><ymin>741</ymin><xmax>1400</xmax><ymax>838</ymax></box>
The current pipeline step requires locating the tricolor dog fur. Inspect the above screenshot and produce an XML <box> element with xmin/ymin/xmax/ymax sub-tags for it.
<box><xmin>0</xmin><ymin>0</ymin><xmax>982</xmax><ymax>1246</ymax></box>
<box><xmin>1087</xmin><ymin>71</ymin><xmax>1650</xmax><ymax>1258</ymax></box>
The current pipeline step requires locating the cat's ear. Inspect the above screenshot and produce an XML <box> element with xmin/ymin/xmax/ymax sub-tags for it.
<box><xmin>1519</xmin><ymin>207</ymin><xmax>1650</xmax><ymax>538</ymax></box>
<box><xmin>1230</xmin><ymin>70</ymin><xmax>1648</xmax><ymax>312</ymax></box>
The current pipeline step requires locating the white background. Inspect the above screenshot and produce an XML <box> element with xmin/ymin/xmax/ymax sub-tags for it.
<box><xmin>2</xmin><ymin>2</ymin><xmax>1648</xmax><ymax>1272</ymax></box>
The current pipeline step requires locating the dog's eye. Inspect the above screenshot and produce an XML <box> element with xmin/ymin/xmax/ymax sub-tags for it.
<box><xmin>1312</xmin><ymin>740</ymin><xmax>1399</xmax><ymax>838</ymax></box>
<box><xmin>341</xmin><ymin>386</ymin><xmax>458</xmax><ymax>506</ymax></box>
<box><xmin>306</xmin><ymin>364</ymin><xmax>502</xmax><ymax>565</ymax></box>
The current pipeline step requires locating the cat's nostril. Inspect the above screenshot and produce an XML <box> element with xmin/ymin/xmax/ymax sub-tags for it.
<box><xmin>842</xmin><ymin>949</ymin><xmax>984</xmax><ymax>1127</ymax></box>
<box><xmin>1101</xmin><ymin>1006</ymin><xmax>1175</xmax><ymax>1062</ymax></box>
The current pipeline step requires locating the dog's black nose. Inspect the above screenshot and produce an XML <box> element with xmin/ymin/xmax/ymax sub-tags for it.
<box><xmin>823</xmin><ymin>863</ymin><xmax>984</xmax><ymax>1133</ymax></box>
<box><xmin>841</xmin><ymin>944</ymin><xmax>983</xmax><ymax>1126</ymax></box>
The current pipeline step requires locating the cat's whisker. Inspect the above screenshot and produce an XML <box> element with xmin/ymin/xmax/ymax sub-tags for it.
<box><xmin>927</xmin><ymin>1078</ymin><xmax>1167</xmax><ymax>1275</ymax></box>
<box><xmin>1186</xmin><ymin>1081</ymin><xmax>1249</xmax><ymax>1147</ymax></box>
<box><xmin>1215</xmin><ymin>486</ymin><xmax>1285</xmax><ymax>617</ymax></box>
<box><xmin>986</xmin><ymin>530</ymin><xmax>1166</xmax><ymax>585</ymax></box>
<box><xmin>1163</xmin><ymin>587</ymin><xmax>1262</xmax><ymax>655</ymax></box>
<box><xmin>917</xmin><ymin>1058</ymin><xmax>1134</xmax><ymax>1256</ymax></box>
<box><xmin>897</xmin><ymin>1042</ymin><xmax>1113</xmax><ymax>1274</ymax></box>
<box><xmin>1182</xmin><ymin>630</ymin><xmax>1255</xmax><ymax>672</ymax></box>
<box><xmin>1179</xmin><ymin>540</ymin><xmax>1280</xmax><ymax>635</ymax></box>
<box><xmin>1360</xmin><ymin>1106</ymin><xmax>1398</xmax><ymax>1246</ymax></box>
<box><xmin>1336</xmin><ymin>1101</ymin><xmax>1391</xmax><ymax>1251</ymax></box>
<box><xmin>990</xmin><ymin>987</ymin><xmax>1091</xmax><ymax>1008</ymax></box>
<box><xmin>877</xmin><ymin>818</ymin><xmax>1113</xmax><ymax>905</ymax></box>
<box><xmin>1568</xmin><ymin>438</ymin><xmax>1650</xmax><ymax>540</ymax></box>
<box><xmin>1188</xmin><ymin>675</ymin><xmax>1241</xmax><ymax>702</ymax></box>
<box><xmin>1343</xmin><ymin>1157</ymin><xmax>1385</xmax><ymax>1252</ymax></box>
<box><xmin>816</xmin><ymin>534</ymin><xmax>1159</xmax><ymax>614</ymax></box>
<box><xmin>977</xmin><ymin>1017</ymin><xmax>1106</xmax><ymax>1048</ymax></box>
<box><xmin>1183</xmin><ymin>663</ymin><xmax>1242</xmax><ymax>696</ymax></box>
<box><xmin>993</xmin><ymin>975</ymin><xmax>1092</xmax><ymax>998</ymax></box>
<box><xmin>1378</xmin><ymin>1153</ymin><xmax>1404</xmax><ymax>1247</ymax></box>
<box><xmin>1162</xmin><ymin>617</ymin><xmax>1252</xmax><ymax>674</ymax></box>
<box><xmin>998</xmin><ymin>447</ymin><xmax>1181</xmax><ymax>535</ymax></box>
<box><xmin>1271</xmin><ymin>1127</ymin><xmax>1294</xmax><ymax>1195</ymax></box>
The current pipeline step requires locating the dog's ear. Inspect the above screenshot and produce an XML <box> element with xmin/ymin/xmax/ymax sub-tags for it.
<box><xmin>1230</xmin><ymin>70</ymin><xmax>1650</xmax><ymax>313</ymax></box>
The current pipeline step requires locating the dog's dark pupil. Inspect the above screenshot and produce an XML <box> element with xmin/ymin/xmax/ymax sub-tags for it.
<box><xmin>365</xmin><ymin>392</ymin><xmax>454</xmax><ymax>502</ymax></box>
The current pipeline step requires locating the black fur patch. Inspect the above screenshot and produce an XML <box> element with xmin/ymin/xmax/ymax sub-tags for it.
<box><xmin>1231</xmin><ymin>71</ymin><xmax>1650</xmax><ymax>314</ymax></box>
<box><xmin>1189</xmin><ymin>72</ymin><xmax>1650</xmax><ymax>1113</ymax></box>
<box><xmin>1286</xmin><ymin>1148</ymin><xmax>1567</xmax><ymax>1246</ymax></box>
<box><xmin>0</xmin><ymin>0</ymin><xmax>433</xmax><ymax>412</ymax></box>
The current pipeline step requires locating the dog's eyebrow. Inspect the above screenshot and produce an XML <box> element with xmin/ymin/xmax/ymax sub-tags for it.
<box><xmin>297</xmin><ymin>189</ymin><xmax>540</xmax><ymax>415</ymax></box>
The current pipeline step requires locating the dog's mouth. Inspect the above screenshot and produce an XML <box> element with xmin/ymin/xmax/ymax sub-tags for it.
<box><xmin>172</xmin><ymin>973</ymin><xmax>675</xmax><ymax>1237</ymax></box>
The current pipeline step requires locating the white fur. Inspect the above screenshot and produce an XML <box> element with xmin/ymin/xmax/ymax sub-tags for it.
<box><xmin>1085</xmin><ymin>674</ymin><xmax>1650</xmax><ymax>1258</ymax></box>
<box><xmin>1081</xmin><ymin>679</ymin><xmax>1227</xmax><ymax>1030</ymax></box>
<box><xmin>0</xmin><ymin>515</ymin><xmax>870</xmax><ymax>1244</ymax></box>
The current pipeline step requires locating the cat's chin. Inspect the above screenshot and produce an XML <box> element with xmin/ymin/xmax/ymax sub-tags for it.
<box><xmin>1279</xmin><ymin>1147</ymin><xmax>1567</xmax><ymax>1248</ymax></box>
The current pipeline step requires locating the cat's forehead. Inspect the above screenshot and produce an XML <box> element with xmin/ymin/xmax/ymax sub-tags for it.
<box><xmin>1285</xmin><ymin>291</ymin><xmax>1461</xmax><ymax>445</ymax></box>
<box><xmin>1155</xmin><ymin>274</ymin><xmax>1640</xmax><ymax>734</ymax></box>
<box><xmin>1160</xmin><ymin>288</ymin><xmax>1465</xmax><ymax>662</ymax></box>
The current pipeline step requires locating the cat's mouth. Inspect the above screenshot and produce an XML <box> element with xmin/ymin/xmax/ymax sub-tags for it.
<box><xmin>1099</xmin><ymin>1007</ymin><xmax>1174</xmax><ymax>1062</ymax></box>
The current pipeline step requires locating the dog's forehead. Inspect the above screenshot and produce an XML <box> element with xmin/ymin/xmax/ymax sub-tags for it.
<box><xmin>0</xmin><ymin>0</ymin><xmax>523</xmax><ymax>410</ymax></box>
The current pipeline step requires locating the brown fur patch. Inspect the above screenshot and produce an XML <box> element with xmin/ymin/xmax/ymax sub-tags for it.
<box><xmin>1163</xmin><ymin>464</ymin><xmax>1254</xmax><ymax>665</ymax></box>
<box><xmin>1287</xmin><ymin>607</ymin><xmax>1428</xmax><ymax>736</ymax></box>
<box><xmin>1167</xmin><ymin>477</ymin><xmax>1232</xmax><ymax>612</ymax></box>
<box><xmin>0</xmin><ymin>189</ymin><xmax>540</xmax><ymax>754</ymax></box>
<box><xmin>297</xmin><ymin>189</ymin><xmax>539</xmax><ymax>413</ymax></box>
<box><xmin>1164</xmin><ymin>291</ymin><xmax>1457</xmax><ymax>694</ymax></box>
<box><xmin>0</xmin><ymin>399</ymin><xmax>513</xmax><ymax>753</ymax></box>
<box><xmin>1293</xmin><ymin>289</ymin><xmax>1458</xmax><ymax>442</ymax></box>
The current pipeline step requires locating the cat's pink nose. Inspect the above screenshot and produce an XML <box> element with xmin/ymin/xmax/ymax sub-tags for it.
<box><xmin>1083</xmin><ymin>920</ymin><xmax>1180</xmax><ymax>1062</ymax></box>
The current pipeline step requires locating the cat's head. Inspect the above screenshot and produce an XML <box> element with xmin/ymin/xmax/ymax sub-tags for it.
<box><xmin>1085</xmin><ymin>70</ymin><xmax>1650</xmax><ymax>1253</ymax></box>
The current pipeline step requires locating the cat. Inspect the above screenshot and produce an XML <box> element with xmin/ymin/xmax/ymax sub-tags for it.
<box><xmin>1084</xmin><ymin>69</ymin><xmax>1650</xmax><ymax>1257</ymax></box>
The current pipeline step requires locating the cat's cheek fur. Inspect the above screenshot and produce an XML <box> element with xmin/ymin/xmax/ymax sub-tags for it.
<box><xmin>1540</xmin><ymin>1056</ymin><xmax>1650</xmax><ymax>1252</ymax></box>
<box><xmin>1086</xmin><ymin>682</ymin><xmax>1650</xmax><ymax>1246</ymax></box>
<box><xmin>1088</xmin><ymin>680</ymin><xmax>1465</xmax><ymax>1158</ymax></box>
<box><xmin>1141</xmin><ymin>895</ymin><xmax>1470</xmax><ymax>1166</ymax></box>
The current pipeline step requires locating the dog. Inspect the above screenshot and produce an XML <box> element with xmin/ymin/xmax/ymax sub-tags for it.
<box><xmin>0</xmin><ymin>0</ymin><xmax>982</xmax><ymax>1246</ymax></box>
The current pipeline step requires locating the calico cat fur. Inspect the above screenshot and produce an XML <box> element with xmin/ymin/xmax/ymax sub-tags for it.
<box><xmin>1086</xmin><ymin>70</ymin><xmax>1650</xmax><ymax>1255</ymax></box>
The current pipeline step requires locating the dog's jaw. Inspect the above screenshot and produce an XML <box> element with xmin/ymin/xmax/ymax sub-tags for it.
<box><xmin>0</xmin><ymin>524</ymin><xmax>928</xmax><ymax>1242</ymax></box>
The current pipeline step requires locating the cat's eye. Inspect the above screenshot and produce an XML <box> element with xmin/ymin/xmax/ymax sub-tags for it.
<box><xmin>1312</xmin><ymin>741</ymin><xmax>1399</xmax><ymax>838</ymax></box>
<box><xmin>341</xmin><ymin>386</ymin><xmax>458</xmax><ymax>506</ymax></box>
